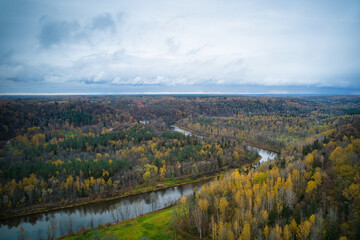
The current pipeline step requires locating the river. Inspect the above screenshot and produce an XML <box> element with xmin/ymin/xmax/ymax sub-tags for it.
<box><xmin>0</xmin><ymin>126</ymin><xmax>277</xmax><ymax>240</ymax></box>
<box><xmin>170</xmin><ymin>125</ymin><xmax>277</xmax><ymax>163</ymax></box>
<box><xmin>0</xmin><ymin>180</ymin><xmax>208</xmax><ymax>240</ymax></box>
<box><xmin>246</xmin><ymin>145</ymin><xmax>277</xmax><ymax>164</ymax></box>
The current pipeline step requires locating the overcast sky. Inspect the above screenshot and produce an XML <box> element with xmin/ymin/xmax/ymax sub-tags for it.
<box><xmin>0</xmin><ymin>0</ymin><xmax>359</xmax><ymax>95</ymax></box>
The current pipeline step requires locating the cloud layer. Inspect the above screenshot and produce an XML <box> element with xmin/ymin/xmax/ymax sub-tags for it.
<box><xmin>0</xmin><ymin>0</ymin><xmax>359</xmax><ymax>94</ymax></box>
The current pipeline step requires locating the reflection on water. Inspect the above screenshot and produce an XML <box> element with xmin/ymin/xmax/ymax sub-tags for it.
<box><xmin>170</xmin><ymin>125</ymin><xmax>204</xmax><ymax>139</ymax></box>
<box><xmin>0</xmin><ymin>180</ymin><xmax>207</xmax><ymax>240</ymax></box>
<box><xmin>247</xmin><ymin>145</ymin><xmax>278</xmax><ymax>164</ymax></box>
<box><xmin>170</xmin><ymin>125</ymin><xmax>193</xmax><ymax>136</ymax></box>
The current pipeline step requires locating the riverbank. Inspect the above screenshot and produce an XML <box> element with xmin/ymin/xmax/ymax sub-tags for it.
<box><xmin>60</xmin><ymin>206</ymin><xmax>183</xmax><ymax>240</ymax></box>
<box><xmin>243</xmin><ymin>140</ymin><xmax>281</xmax><ymax>154</ymax></box>
<box><xmin>55</xmin><ymin>140</ymin><xmax>275</xmax><ymax>240</ymax></box>
<box><xmin>59</xmin><ymin>155</ymin><xmax>265</xmax><ymax>240</ymax></box>
<box><xmin>0</xmin><ymin>173</ymin><xmax>218</xmax><ymax>221</ymax></box>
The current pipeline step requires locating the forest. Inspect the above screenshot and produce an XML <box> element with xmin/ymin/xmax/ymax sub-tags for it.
<box><xmin>175</xmin><ymin>116</ymin><xmax>360</xmax><ymax>240</ymax></box>
<box><xmin>0</xmin><ymin>95</ymin><xmax>359</xmax><ymax>240</ymax></box>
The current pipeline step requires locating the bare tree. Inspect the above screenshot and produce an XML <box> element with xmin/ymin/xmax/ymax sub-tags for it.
<box><xmin>193</xmin><ymin>207</ymin><xmax>203</xmax><ymax>239</ymax></box>
<box><xmin>284</xmin><ymin>189</ymin><xmax>295</xmax><ymax>209</ymax></box>
<box><xmin>310</xmin><ymin>210</ymin><xmax>325</xmax><ymax>240</ymax></box>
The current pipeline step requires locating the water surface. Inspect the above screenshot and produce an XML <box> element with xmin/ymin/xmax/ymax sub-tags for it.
<box><xmin>0</xmin><ymin>180</ymin><xmax>207</xmax><ymax>240</ymax></box>
<box><xmin>247</xmin><ymin>145</ymin><xmax>278</xmax><ymax>164</ymax></box>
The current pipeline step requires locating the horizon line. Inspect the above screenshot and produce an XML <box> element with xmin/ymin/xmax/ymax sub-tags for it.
<box><xmin>1</xmin><ymin>91</ymin><xmax>359</xmax><ymax>96</ymax></box>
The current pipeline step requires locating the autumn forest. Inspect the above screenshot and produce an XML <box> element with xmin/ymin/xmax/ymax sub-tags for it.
<box><xmin>0</xmin><ymin>95</ymin><xmax>360</xmax><ymax>240</ymax></box>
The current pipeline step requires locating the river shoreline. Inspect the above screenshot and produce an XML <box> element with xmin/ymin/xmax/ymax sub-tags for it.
<box><xmin>0</xmin><ymin>172</ymin><xmax>219</xmax><ymax>221</ymax></box>
<box><xmin>58</xmin><ymin>205</ymin><xmax>177</xmax><ymax>240</ymax></box>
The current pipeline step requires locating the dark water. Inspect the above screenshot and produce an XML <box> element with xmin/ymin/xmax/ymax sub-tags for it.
<box><xmin>0</xmin><ymin>126</ymin><xmax>277</xmax><ymax>240</ymax></box>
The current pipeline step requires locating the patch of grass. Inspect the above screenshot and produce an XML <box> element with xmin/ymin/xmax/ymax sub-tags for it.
<box><xmin>141</xmin><ymin>222</ymin><xmax>155</xmax><ymax>230</ymax></box>
<box><xmin>62</xmin><ymin>207</ymin><xmax>185</xmax><ymax>240</ymax></box>
<box><xmin>165</xmin><ymin>179</ymin><xmax>176</xmax><ymax>185</ymax></box>
<box><xmin>165</xmin><ymin>178</ymin><xmax>191</xmax><ymax>185</ymax></box>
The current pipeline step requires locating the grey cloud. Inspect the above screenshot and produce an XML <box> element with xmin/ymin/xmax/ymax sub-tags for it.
<box><xmin>0</xmin><ymin>50</ymin><xmax>14</xmax><ymax>64</ymax></box>
<box><xmin>91</xmin><ymin>13</ymin><xmax>116</xmax><ymax>32</ymax></box>
<box><xmin>38</xmin><ymin>12</ymin><xmax>117</xmax><ymax>48</ymax></box>
<box><xmin>39</xmin><ymin>17</ymin><xmax>81</xmax><ymax>48</ymax></box>
<box><xmin>82</xmin><ymin>80</ymin><xmax>109</xmax><ymax>85</ymax></box>
<box><xmin>6</xmin><ymin>77</ymin><xmax>23</xmax><ymax>82</ymax></box>
<box><xmin>1</xmin><ymin>0</ymin><xmax>359</xmax><ymax>94</ymax></box>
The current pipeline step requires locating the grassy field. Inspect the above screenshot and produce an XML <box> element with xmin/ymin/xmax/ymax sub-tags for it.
<box><xmin>62</xmin><ymin>207</ymin><xmax>186</xmax><ymax>240</ymax></box>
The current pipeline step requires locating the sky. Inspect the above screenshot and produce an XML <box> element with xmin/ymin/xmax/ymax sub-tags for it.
<box><xmin>0</xmin><ymin>0</ymin><xmax>360</xmax><ymax>95</ymax></box>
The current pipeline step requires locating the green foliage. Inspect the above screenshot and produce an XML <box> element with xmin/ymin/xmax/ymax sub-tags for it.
<box><xmin>57</xmin><ymin>110</ymin><xmax>93</xmax><ymax>126</ymax></box>
<box><xmin>161</xmin><ymin>131</ymin><xmax>185</xmax><ymax>140</ymax></box>
<box><xmin>253</xmin><ymin>172</ymin><xmax>267</xmax><ymax>184</ymax></box>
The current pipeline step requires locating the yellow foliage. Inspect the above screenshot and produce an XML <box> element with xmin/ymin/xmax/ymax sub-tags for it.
<box><xmin>306</xmin><ymin>180</ymin><xmax>317</xmax><ymax>194</ymax></box>
<box><xmin>283</xmin><ymin>224</ymin><xmax>291</xmax><ymax>240</ymax></box>
<box><xmin>66</xmin><ymin>175</ymin><xmax>73</xmax><ymax>187</ymax></box>
<box><xmin>264</xmin><ymin>225</ymin><xmax>269</xmax><ymax>239</ymax></box>
<box><xmin>53</xmin><ymin>159</ymin><xmax>64</xmax><ymax>167</ymax></box>
<box><xmin>304</xmin><ymin>153</ymin><xmax>314</xmax><ymax>170</ymax></box>
<box><xmin>198</xmin><ymin>199</ymin><xmax>209</xmax><ymax>212</ymax></box>
<box><xmin>31</xmin><ymin>133</ymin><xmax>45</xmax><ymax>146</ymax></box>
<box><xmin>159</xmin><ymin>165</ymin><xmax>166</xmax><ymax>180</ymax></box>
<box><xmin>272</xmin><ymin>225</ymin><xmax>282</xmax><ymax>240</ymax></box>
<box><xmin>27</xmin><ymin>126</ymin><xmax>40</xmax><ymax>133</ymax></box>
<box><xmin>290</xmin><ymin>219</ymin><xmax>298</xmax><ymax>234</ymax></box>
<box><xmin>312</xmin><ymin>170</ymin><xmax>322</xmax><ymax>186</ymax></box>
<box><xmin>263</xmin><ymin>209</ymin><xmax>269</xmax><ymax>220</ymax></box>
<box><xmin>285</xmin><ymin>176</ymin><xmax>294</xmax><ymax>190</ymax></box>
<box><xmin>144</xmin><ymin>164</ymin><xmax>158</xmax><ymax>174</ymax></box>
<box><xmin>180</xmin><ymin>195</ymin><xmax>187</xmax><ymax>205</ymax></box>
<box><xmin>218</xmin><ymin>197</ymin><xmax>229</xmax><ymax>216</ymax></box>
<box><xmin>107</xmin><ymin>179</ymin><xmax>112</xmax><ymax>186</ymax></box>
<box><xmin>241</xmin><ymin>221</ymin><xmax>251</xmax><ymax>240</ymax></box>
<box><xmin>102</xmin><ymin>170</ymin><xmax>109</xmax><ymax>178</ymax></box>
<box><xmin>330</xmin><ymin>146</ymin><xmax>344</xmax><ymax>163</ymax></box>
<box><xmin>143</xmin><ymin>171</ymin><xmax>151</xmax><ymax>184</ymax></box>
<box><xmin>309</xmin><ymin>214</ymin><xmax>315</xmax><ymax>224</ymax></box>
<box><xmin>296</xmin><ymin>220</ymin><xmax>311</xmax><ymax>240</ymax></box>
